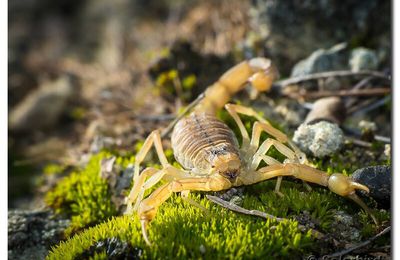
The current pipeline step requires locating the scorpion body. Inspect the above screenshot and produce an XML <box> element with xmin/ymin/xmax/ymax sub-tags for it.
<box><xmin>125</xmin><ymin>58</ymin><xmax>377</xmax><ymax>245</ymax></box>
<box><xmin>171</xmin><ymin>113</ymin><xmax>240</xmax><ymax>177</ymax></box>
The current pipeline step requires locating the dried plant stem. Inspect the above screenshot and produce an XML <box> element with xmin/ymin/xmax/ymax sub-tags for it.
<box><xmin>287</xmin><ymin>87</ymin><xmax>390</xmax><ymax>99</ymax></box>
<box><xmin>274</xmin><ymin>70</ymin><xmax>390</xmax><ymax>88</ymax></box>
<box><xmin>325</xmin><ymin>226</ymin><xmax>391</xmax><ymax>258</ymax></box>
<box><xmin>206</xmin><ymin>195</ymin><xmax>325</xmax><ymax>239</ymax></box>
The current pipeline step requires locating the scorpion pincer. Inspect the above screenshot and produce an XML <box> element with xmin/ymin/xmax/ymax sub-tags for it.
<box><xmin>124</xmin><ymin>57</ymin><xmax>377</xmax><ymax>245</ymax></box>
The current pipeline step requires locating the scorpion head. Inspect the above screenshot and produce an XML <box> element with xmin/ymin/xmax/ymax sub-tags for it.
<box><xmin>209</xmin><ymin>147</ymin><xmax>241</xmax><ymax>181</ymax></box>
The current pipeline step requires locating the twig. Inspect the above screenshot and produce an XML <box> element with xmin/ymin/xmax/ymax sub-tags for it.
<box><xmin>345</xmin><ymin>76</ymin><xmax>374</xmax><ymax>107</ymax></box>
<box><xmin>206</xmin><ymin>195</ymin><xmax>325</xmax><ymax>239</ymax></box>
<box><xmin>345</xmin><ymin>137</ymin><xmax>372</xmax><ymax>148</ymax></box>
<box><xmin>134</xmin><ymin>114</ymin><xmax>176</xmax><ymax>121</ymax></box>
<box><xmin>349</xmin><ymin>95</ymin><xmax>391</xmax><ymax>117</ymax></box>
<box><xmin>161</xmin><ymin>93</ymin><xmax>205</xmax><ymax>138</ymax></box>
<box><xmin>325</xmin><ymin>226</ymin><xmax>391</xmax><ymax>258</ymax></box>
<box><xmin>286</xmin><ymin>87</ymin><xmax>390</xmax><ymax>99</ymax></box>
<box><xmin>342</xmin><ymin>126</ymin><xmax>391</xmax><ymax>144</ymax></box>
<box><xmin>274</xmin><ymin>70</ymin><xmax>390</xmax><ymax>88</ymax></box>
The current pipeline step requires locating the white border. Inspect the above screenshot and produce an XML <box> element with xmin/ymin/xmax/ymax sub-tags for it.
<box><xmin>393</xmin><ymin>0</ymin><xmax>398</xmax><ymax>259</ymax></box>
<box><xmin>2</xmin><ymin>0</ymin><xmax>8</xmax><ymax>258</ymax></box>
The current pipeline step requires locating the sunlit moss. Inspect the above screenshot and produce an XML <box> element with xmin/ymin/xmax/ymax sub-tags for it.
<box><xmin>45</xmin><ymin>151</ymin><xmax>120</xmax><ymax>236</ymax></box>
<box><xmin>46</xmin><ymin>105</ymin><xmax>389</xmax><ymax>258</ymax></box>
<box><xmin>48</xmin><ymin>194</ymin><xmax>315</xmax><ymax>259</ymax></box>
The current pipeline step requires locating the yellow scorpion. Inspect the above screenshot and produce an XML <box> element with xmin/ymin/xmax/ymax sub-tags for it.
<box><xmin>125</xmin><ymin>57</ymin><xmax>376</xmax><ymax>245</ymax></box>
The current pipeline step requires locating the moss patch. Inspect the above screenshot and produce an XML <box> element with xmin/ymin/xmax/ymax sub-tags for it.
<box><xmin>48</xmin><ymin>193</ymin><xmax>315</xmax><ymax>259</ymax></box>
<box><xmin>45</xmin><ymin>152</ymin><xmax>120</xmax><ymax>236</ymax></box>
<box><xmin>46</xmin><ymin>106</ymin><xmax>390</xmax><ymax>258</ymax></box>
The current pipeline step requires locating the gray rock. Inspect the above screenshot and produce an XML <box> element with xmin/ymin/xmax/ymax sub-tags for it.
<box><xmin>349</xmin><ymin>47</ymin><xmax>379</xmax><ymax>72</ymax></box>
<box><xmin>8</xmin><ymin>209</ymin><xmax>70</xmax><ymax>260</ymax></box>
<box><xmin>351</xmin><ymin>165</ymin><xmax>391</xmax><ymax>208</ymax></box>
<box><xmin>76</xmin><ymin>237</ymin><xmax>143</xmax><ymax>259</ymax></box>
<box><xmin>291</xmin><ymin>43</ymin><xmax>348</xmax><ymax>77</ymax></box>
<box><xmin>249</xmin><ymin>0</ymin><xmax>390</xmax><ymax>75</ymax></box>
<box><xmin>293</xmin><ymin>121</ymin><xmax>344</xmax><ymax>158</ymax></box>
<box><xmin>331</xmin><ymin>210</ymin><xmax>361</xmax><ymax>242</ymax></box>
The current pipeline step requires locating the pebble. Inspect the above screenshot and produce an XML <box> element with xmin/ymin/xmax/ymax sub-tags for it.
<box><xmin>351</xmin><ymin>165</ymin><xmax>391</xmax><ymax>208</ymax></box>
<box><xmin>349</xmin><ymin>47</ymin><xmax>379</xmax><ymax>72</ymax></box>
<box><xmin>293</xmin><ymin>121</ymin><xmax>344</xmax><ymax>158</ymax></box>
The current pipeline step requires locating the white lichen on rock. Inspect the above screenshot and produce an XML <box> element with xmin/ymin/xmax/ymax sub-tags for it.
<box><xmin>292</xmin><ymin>121</ymin><xmax>344</xmax><ymax>158</ymax></box>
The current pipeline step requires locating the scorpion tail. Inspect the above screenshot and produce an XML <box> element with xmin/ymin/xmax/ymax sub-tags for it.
<box><xmin>194</xmin><ymin>57</ymin><xmax>279</xmax><ymax>114</ymax></box>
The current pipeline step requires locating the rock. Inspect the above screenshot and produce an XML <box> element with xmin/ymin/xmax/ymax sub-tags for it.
<box><xmin>330</xmin><ymin>210</ymin><xmax>361</xmax><ymax>242</ymax></box>
<box><xmin>351</xmin><ymin>165</ymin><xmax>391</xmax><ymax>208</ymax></box>
<box><xmin>9</xmin><ymin>76</ymin><xmax>73</xmax><ymax>132</ymax></box>
<box><xmin>214</xmin><ymin>187</ymin><xmax>245</xmax><ymax>206</ymax></box>
<box><xmin>249</xmin><ymin>0</ymin><xmax>390</xmax><ymax>75</ymax></box>
<box><xmin>349</xmin><ymin>47</ymin><xmax>379</xmax><ymax>72</ymax></box>
<box><xmin>8</xmin><ymin>209</ymin><xmax>70</xmax><ymax>260</ymax></box>
<box><xmin>291</xmin><ymin>43</ymin><xmax>348</xmax><ymax>77</ymax></box>
<box><xmin>305</xmin><ymin>97</ymin><xmax>346</xmax><ymax>125</ymax></box>
<box><xmin>383</xmin><ymin>144</ymin><xmax>391</xmax><ymax>160</ymax></box>
<box><xmin>76</xmin><ymin>237</ymin><xmax>143</xmax><ymax>259</ymax></box>
<box><xmin>293</xmin><ymin>121</ymin><xmax>344</xmax><ymax>158</ymax></box>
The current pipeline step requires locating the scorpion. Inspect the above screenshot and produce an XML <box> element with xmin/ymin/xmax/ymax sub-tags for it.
<box><xmin>125</xmin><ymin>57</ymin><xmax>377</xmax><ymax>245</ymax></box>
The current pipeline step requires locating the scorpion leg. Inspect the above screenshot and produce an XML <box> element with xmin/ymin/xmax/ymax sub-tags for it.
<box><xmin>133</xmin><ymin>130</ymin><xmax>169</xmax><ymax>182</ymax></box>
<box><xmin>125</xmin><ymin>167</ymin><xmax>158</xmax><ymax>214</ymax></box>
<box><xmin>250</xmin><ymin>121</ymin><xmax>312</xmax><ymax>193</ymax></box>
<box><xmin>138</xmin><ymin>175</ymin><xmax>232</xmax><ymax>245</ymax></box>
<box><xmin>225</xmin><ymin>104</ymin><xmax>306</xmax><ymax>162</ymax></box>
<box><xmin>241</xmin><ymin>163</ymin><xmax>378</xmax><ymax>224</ymax></box>
<box><xmin>225</xmin><ymin>104</ymin><xmax>308</xmax><ymax>195</ymax></box>
<box><xmin>126</xmin><ymin>165</ymin><xmax>191</xmax><ymax>213</ymax></box>
<box><xmin>125</xmin><ymin>130</ymin><xmax>171</xmax><ymax>213</ymax></box>
<box><xmin>250</xmin><ymin>138</ymin><xmax>297</xmax><ymax>197</ymax></box>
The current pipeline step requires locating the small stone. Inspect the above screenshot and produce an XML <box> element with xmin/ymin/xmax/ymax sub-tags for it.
<box><xmin>358</xmin><ymin>120</ymin><xmax>377</xmax><ymax>132</ymax></box>
<box><xmin>199</xmin><ymin>244</ymin><xmax>206</xmax><ymax>254</ymax></box>
<box><xmin>291</xmin><ymin>43</ymin><xmax>348</xmax><ymax>77</ymax></box>
<box><xmin>305</xmin><ymin>97</ymin><xmax>346</xmax><ymax>125</ymax></box>
<box><xmin>351</xmin><ymin>165</ymin><xmax>391</xmax><ymax>208</ymax></box>
<box><xmin>293</xmin><ymin>121</ymin><xmax>344</xmax><ymax>158</ymax></box>
<box><xmin>349</xmin><ymin>47</ymin><xmax>379</xmax><ymax>72</ymax></box>
<box><xmin>229</xmin><ymin>196</ymin><xmax>243</xmax><ymax>206</ymax></box>
<box><xmin>384</xmin><ymin>144</ymin><xmax>391</xmax><ymax>159</ymax></box>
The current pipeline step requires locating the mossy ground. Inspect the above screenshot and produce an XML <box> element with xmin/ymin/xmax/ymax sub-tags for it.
<box><xmin>45</xmin><ymin>107</ymin><xmax>390</xmax><ymax>259</ymax></box>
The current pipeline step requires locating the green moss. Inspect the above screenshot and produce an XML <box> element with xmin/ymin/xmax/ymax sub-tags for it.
<box><xmin>48</xmin><ymin>194</ymin><xmax>314</xmax><ymax>259</ymax></box>
<box><xmin>45</xmin><ymin>151</ymin><xmax>119</xmax><ymax>236</ymax></box>
<box><xmin>46</xmin><ymin>106</ymin><xmax>389</xmax><ymax>258</ymax></box>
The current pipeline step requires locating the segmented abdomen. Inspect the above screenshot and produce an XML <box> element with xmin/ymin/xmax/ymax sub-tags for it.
<box><xmin>171</xmin><ymin>112</ymin><xmax>239</xmax><ymax>172</ymax></box>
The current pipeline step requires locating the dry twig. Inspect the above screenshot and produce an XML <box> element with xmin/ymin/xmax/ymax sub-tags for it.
<box><xmin>274</xmin><ymin>70</ymin><xmax>390</xmax><ymax>88</ymax></box>
<box><xmin>286</xmin><ymin>87</ymin><xmax>390</xmax><ymax>100</ymax></box>
<box><xmin>325</xmin><ymin>226</ymin><xmax>391</xmax><ymax>258</ymax></box>
<box><xmin>206</xmin><ymin>195</ymin><xmax>325</xmax><ymax>239</ymax></box>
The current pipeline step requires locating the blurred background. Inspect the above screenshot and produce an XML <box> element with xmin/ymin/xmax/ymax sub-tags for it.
<box><xmin>9</xmin><ymin>0</ymin><xmax>391</xmax><ymax>209</ymax></box>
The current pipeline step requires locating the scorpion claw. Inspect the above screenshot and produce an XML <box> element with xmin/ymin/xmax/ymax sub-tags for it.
<box><xmin>327</xmin><ymin>174</ymin><xmax>377</xmax><ymax>225</ymax></box>
<box><xmin>347</xmin><ymin>193</ymin><xmax>379</xmax><ymax>225</ymax></box>
<box><xmin>141</xmin><ymin>219</ymin><xmax>152</xmax><ymax>246</ymax></box>
<box><xmin>350</xmin><ymin>181</ymin><xmax>370</xmax><ymax>193</ymax></box>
